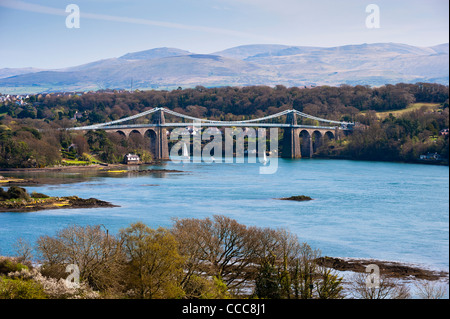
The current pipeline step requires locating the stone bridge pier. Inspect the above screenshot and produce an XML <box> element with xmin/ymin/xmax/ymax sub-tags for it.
<box><xmin>282</xmin><ymin>116</ymin><xmax>339</xmax><ymax>159</ymax></box>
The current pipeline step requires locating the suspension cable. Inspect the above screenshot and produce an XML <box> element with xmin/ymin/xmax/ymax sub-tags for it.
<box><xmin>69</xmin><ymin>107</ymin><xmax>350</xmax><ymax>131</ymax></box>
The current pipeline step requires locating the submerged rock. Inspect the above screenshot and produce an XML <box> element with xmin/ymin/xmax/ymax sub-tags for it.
<box><xmin>279</xmin><ymin>195</ymin><xmax>313</xmax><ymax>201</ymax></box>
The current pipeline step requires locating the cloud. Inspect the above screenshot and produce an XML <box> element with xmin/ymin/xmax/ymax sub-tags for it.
<box><xmin>0</xmin><ymin>0</ymin><xmax>66</xmax><ymax>15</ymax></box>
<box><xmin>0</xmin><ymin>0</ymin><xmax>277</xmax><ymax>41</ymax></box>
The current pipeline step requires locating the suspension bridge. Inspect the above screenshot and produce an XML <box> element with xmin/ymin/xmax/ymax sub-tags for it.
<box><xmin>67</xmin><ymin>107</ymin><xmax>354</xmax><ymax>160</ymax></box>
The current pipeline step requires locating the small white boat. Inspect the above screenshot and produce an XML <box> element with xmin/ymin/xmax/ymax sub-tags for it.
<box><xmin>182</xmin><ymin>143</ymin><xmax>190</xmax><ymax>159</ymax></box>
<box><xmin>262</xmin><ymin>152</ymin><xmax>268</xmax><ymax>165</ymax></box>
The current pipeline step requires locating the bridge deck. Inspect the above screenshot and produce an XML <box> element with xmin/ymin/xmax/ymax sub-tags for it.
<box><xmin>69</xmin><ymin>123</ymin><xmax>349</xmax><ymax>131</ymax></box>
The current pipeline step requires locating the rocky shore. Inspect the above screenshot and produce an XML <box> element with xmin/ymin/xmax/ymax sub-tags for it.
<box><xmin>0</xmin><ymin>176</ymin><xmax>39</xmax><ymax>186</ymax></box>
<box><xmin>0</xmin><ymin>186</ymin><xmax>118</xmax><ymax>213</ymax></box>
<box><xmin>0</xmin><ymin>196</ymin><xmax>118</xmax><ymax>213</ymax></box>
<box><xmin>0</xmin><ymin>163</ymin><xmax>184</xmax><ymax>174</ymax></box>
<box><xmin>316</xmin><ymin>257</ymin><xmax>449</xmax><ymax>281</ymax></box>
<box><xmin>0</xmin><ymin>165</ymin><xmax>185</xmax><ymax>187</ymax></box>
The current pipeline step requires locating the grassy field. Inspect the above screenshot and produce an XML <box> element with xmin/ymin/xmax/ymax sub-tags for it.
<box><xmin>61</xmin><ymin>152</ymin><xmax>102</xmax><ymax>166</ymax></box>
<box><xmin>365</xmin><ymin>103</ymin><xmax>442</xmax><ymax>119</ymax></box>
<box><xmin>61</xmin><ymin>160</ymin><xmax>91</xmax><ymax>166</ymax></box>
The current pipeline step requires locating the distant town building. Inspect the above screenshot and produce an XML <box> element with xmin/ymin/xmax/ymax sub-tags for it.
<box><xmin>72</xmin><ymin>111</ymin><xmax>83</xmax><ymax>120</ymax></box>
<box><xmin>67</xmin><ymin>144</ymin><xmax>77</xmax><ymax>153</ymax></box>
<box><xmin>124</xmin><ymin>153</ymin><xmax>140</xmax><ymax>164</ymax></box>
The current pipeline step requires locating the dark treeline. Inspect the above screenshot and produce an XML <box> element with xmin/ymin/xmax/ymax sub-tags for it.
<box><xmin>0</xmin><ymin>83</ymin><xmax>449</xmax><ymax>167</ymax></box>
<box><xmin>318</xmin><ymin>109</ymin><xmax>449</xmax><ymax>163</ymax></box>
<box><xmin>2</xmin><ymin>83</ymin><xmax>448</xmax><ymax>123</ymax></box>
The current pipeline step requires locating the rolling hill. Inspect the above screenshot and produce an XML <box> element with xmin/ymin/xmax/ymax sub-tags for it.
<box><xmin>0</xmin><ymin>43</ymin><xmax>448</xmax><ymax>93</ymax></box>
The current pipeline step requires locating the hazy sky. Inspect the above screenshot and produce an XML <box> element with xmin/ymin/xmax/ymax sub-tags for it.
<box><xmin>0</xmin><ymin>0</ymin><xmax>448</xmax><ymax>69</ymax></box>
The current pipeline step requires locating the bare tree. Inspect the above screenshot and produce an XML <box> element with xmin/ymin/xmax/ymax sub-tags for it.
<box><xmin>291</xmin><ymin>242</ymin><xmax>321</xmax><ymax>299</ymax></box>
<box><xmin>13</xmin><ymin>238</ymin><xmax>34</xmax><ymax>266</ymax></box>
<box><xmin>414</xmin><ymin>281</ymin><xmax>448</xmax><ymax>299</ymax></box>
<box><xmin>36</xmin><ymin>224</ymin><xmax>126</xmax><ymax>292</ymax></box>
<box><xmin>172</xmin><ymin>215</ymin><xmax>263</xmax><ymax>291</ymax></box>
<box><xmin>349</xmin><ymin>272</ymin><xmax>410</xmax><ymax>299</ymax></box>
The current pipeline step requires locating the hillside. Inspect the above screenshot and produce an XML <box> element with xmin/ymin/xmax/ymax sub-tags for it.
<box><xmin>0</xmin><ymin>43</ymin><xmax>448</xmax><ymax>94</ymax></box>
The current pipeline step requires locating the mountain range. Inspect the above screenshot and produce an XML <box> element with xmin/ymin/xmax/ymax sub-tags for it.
<box><xmin>0</xmin><ymin>43</ymin><xmax>448</xmax><ymax>94</ymax></box>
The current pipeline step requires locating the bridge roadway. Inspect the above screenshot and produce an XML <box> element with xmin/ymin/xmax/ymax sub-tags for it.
<box><xmin>68</xmin><ymin>123</ymin><xmax>343</xmax><ymax>130</ymax></box>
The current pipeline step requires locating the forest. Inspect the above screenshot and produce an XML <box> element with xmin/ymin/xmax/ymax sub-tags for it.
<box><xmin>0</xmin><ymin>83</ymin><xmax>448</xmax><ymax>168</ymax></box>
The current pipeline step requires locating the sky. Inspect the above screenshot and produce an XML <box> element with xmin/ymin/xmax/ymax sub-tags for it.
<box><xmin>0</xmin><ymin>0</ymin><xmax>448</xmax><ymax>69</ymax></box>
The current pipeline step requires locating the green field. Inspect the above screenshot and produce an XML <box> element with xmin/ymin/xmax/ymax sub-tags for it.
<box><xmin>362</xmin><ymin>103</ymin><xmax>442</xmax><ymax>119</ymax></box>
<box><xmin>61</xmin><ymin>160</ymin><xmax>91</xmax><ymax>166</ymax></box>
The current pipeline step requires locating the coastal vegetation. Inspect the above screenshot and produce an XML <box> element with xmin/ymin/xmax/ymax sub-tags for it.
<box><xmin>0</xmin><ymin>83</ymin><xmax>448</xmax><ymax>168</ymax></box>
<box><xmin>0</xmin><ymin>216</ymin><xmax>446</xmax><ymax>299</ymax></box>
<box><xmin>0</xmin><ymin>186</ymin><xmax>116</xmax><ymax>212</ymax></box>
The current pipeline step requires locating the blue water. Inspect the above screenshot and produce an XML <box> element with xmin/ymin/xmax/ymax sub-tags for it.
<box><xmin>0</xmin><ymin>159</ymin><xmax>448</xmax><ymax>272</ymax></box>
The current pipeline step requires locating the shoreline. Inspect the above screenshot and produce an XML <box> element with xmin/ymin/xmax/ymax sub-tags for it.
<box><xmin>0</xmin><ymin>163</ymin><xmax>149</xmax><ymax>173</ymax></box>
<box><xmin>0</xmin><ymin>196</ymin><xmax>118</xmax><ymax>213</ymax></box>
<box><xmin>316</xmin><ymin>257</ymin><xmax>449</xmax><ymax>281</ymax></box>
<box><xmin>0</xmin><ymin>163</ymin><xmax>185</xmax><ymax>186</ymax></box>
<box><xmin>313</xmin><ymin>155</ymin><xmax>449</xmax><ymax>167</ymax></box>
<box><xmin>0</xmin><ymin>254</ymin><xmax>446</xmax><ymax>283</ymax></box>
<box><xmin>1</xmin><ymin>156</ymin><xmax>449</xmax><ymax>173</ymax></box>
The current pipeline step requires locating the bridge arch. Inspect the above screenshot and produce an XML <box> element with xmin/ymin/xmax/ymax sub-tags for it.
<box><xmin>325</xmin><ymin>131</ymin><xmax>335</xmax><ymax>140</ymax></box>
<box><xmin>144</xmin><ymin>129</ymin><xmax>158</xmax><ymax>157</ymax></box>
<box><xmin>130</xmin><ymin>129</ymin><xmax>143</xmax><ymax>136</ymax></box>
<box><xmin>115</xmin><ymin>130</ymin><xmax>129</xmax><ymax>138</ymax></box>
<box><xmin>299</xmin><ymin>130</ymin><xmax>312</xmax><ymax>158</ymax></box>
<box><xmin>312</xmin><ymin>130</ymin><xmax>323</xmax><ymax>153</ymax></box>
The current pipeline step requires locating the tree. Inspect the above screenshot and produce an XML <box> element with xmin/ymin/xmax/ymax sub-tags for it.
<box><xmin>13</xmin><ymin>238</ymin><xmax>34</xmax><ymax>266</ymax></box>
<box><xmin>36</xmin><ymin>225</ymin><xmax>125</xmax><ymax>292</ymax></box>
<box><xmin>172</xmin><ymin>215</ymin><xmax>263</xmax><ymax>292</ymax></box>
<box><xmin>349</xmin><ymin>272</ymin><xmax>410</xmax><ymax>299</ymax></box>
<box><xmin>414</xmin><ymin>281</ymin><xmax>448</xmax><ymax>299</ymax></box>
<box><xmin>290</xmin><ymin>243</ymin><xmax>321</xmax><ymax>299</ymax></box>
<box><xmin>72</xmin><ymin>134</ymin><xmax>89</xmax><ymax>157</ymax></box>
<box><xmin>120</xmin><ymin>223</ymin><xmax>185</xmax><ymax>299</ymax></box>
<box><xmin>315</xmin><ymin>267</ymin><xmax>344</xmax><ymax>299</ymax></box>
<box><xmin>254</xmin><ymin>255</ymin><xmax>282</xmax><ymax>299</ymax></box>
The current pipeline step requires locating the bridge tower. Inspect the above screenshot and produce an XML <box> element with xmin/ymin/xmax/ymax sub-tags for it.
<box><xmin>153</xmin><ymin>109</ymin><xmax>170</xmax><ymax>160</ymax></box>
<box><xmin>282</xmin><ymin>112</ymin><xmax>301</xmax><ymax>159</ymax></box>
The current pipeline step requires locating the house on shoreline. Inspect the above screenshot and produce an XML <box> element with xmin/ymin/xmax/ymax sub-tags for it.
<box><xmin>124</xmin><ymin>154</ymin><xmax>140</xmax><ymax>165</ymax></box>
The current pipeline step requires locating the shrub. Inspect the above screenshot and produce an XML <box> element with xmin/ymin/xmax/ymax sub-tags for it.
<box><xmin>0</xmin><ymin>278</ymin><xmax>46</xmax><ymax>299</ymax></box>
<box><xmin>6</xmin><ymin>186</ymin><xmax>30</xmax><ymax>201</ymax></box>
<box><xmin>6</xmin><ymin>268</ymin><xmax>100</xmax><ymax>299</ymax></box>
<box><xmin>0</xmin><ymin>257</ymin><xmax>29</xmax><ymax>275</ymax></box>
<box><xmin>31</xmin><ymin>192</ymin><xmax>50</xmax><ymax>199</ymax></box>
<box><xmin>183</xmin><ymin>275</ymin><xmax>230</xmax><ymax>299</ymax></box>
<box><xmin>0</xmin><ymin>187</ymin><xmax>8</xmax><ymax>201</ymax></box>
